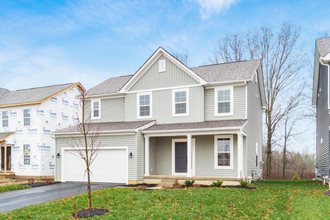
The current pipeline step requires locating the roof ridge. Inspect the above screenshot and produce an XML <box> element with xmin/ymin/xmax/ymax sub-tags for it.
<box><xmin>192</xmin><ymin>59</ymin><xmax>260</xmax><ymax>68</ymax></box>
<box><xmin>14</xmin><ymin>83</ymin><xmax>75</xmax><ymax>92</ymax></box>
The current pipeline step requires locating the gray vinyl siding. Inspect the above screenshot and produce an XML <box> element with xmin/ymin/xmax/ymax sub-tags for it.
<box><xmin>204</xmin><ymin>85</ymin><xmax>246</xmax><ymax>121</ymax></box>
<box><xmin>154</xmin><ymin>137</ymin><xmax>173</xmax><ymax>175</ymax></box>
<box><xmin>136</xmin><ymin>131</ymin><xmax>145</xmax><ymax>180</ymax></box>
<box><xmin>129</xmin><ymin>55</ymin><xmax>199</xmax><ymax>91</ymax></box>
<box><xmin>86</xmin><ymin>98</ymin><xmax>125</xmax><ymax>123</ymax></box>
<box><xmin>316</xmin><ymin>64</ymin><xmax>329</xmax><ymax>176</ymax></box>
<box><xmin>125</xmin><ymin>86</ymin><xmax>204</xmax><ymax>123</ymax></box>
<box><xmin>242</xmin><ymin>80</ymin><xmax>263</xmax><ymax>177</ymax></box>
<box><xmin>55</xmin><ymin>135</ymin><xmax>137</xmax><ymax>181</ymax></box>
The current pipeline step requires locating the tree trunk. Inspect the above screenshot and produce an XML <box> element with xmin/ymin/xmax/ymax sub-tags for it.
<box><xmin>266</xmin><ymin>124</ymin><xmax>272</xmax><ymax>179</ymax></box>
<box><xmin>87</xmin><ymin>166</ymin><xmax>92</xmax><ymax>211</ymax></box>
<box><xmin>283</xmin><ymin>143</ymin><xmax>286</xmax><ymax>179</ymax></box>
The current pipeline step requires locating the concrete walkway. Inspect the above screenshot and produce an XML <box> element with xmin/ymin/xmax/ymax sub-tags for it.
<box><xmin>0</xmin><ymin>182</ymin><xmax>120</xmax><ymax>213</ymax></box>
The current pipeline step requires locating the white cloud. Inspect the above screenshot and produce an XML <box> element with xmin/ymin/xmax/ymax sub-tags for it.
<box><xmin>197</xmin><ymin>0</ymin><xmax>240</xmax><ymax>19</ymax></box>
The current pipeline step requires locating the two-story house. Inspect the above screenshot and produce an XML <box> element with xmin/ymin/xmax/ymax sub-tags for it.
<box><xmin>53</xmin><ymin>47</ymin><xmax>265</xmax><ymax>185</ymax></box>
<box><xmin>0</xmin><ymin>83</ymin><xmax>83</xmax><ymax>180</ymax></box>
<box><xmin>313</xmin><ymin>37</ymin><xmax>330</xmax><ymax>179</ymax></box>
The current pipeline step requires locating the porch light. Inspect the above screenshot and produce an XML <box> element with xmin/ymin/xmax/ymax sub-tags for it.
<box><xmin>128</xmin><ymin>152</ymin><xmax>133</xmax><ymax>158</ymax></box>
<box><xmin>56</xmin><ymin>153</ymin><xmax>60</xmax><ymax>158</ymax></box>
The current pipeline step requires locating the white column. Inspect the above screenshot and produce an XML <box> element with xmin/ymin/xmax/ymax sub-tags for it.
<box><xmin>187</xmin><ymin>134</ymin><xmax>192</xmax><ymax>177</ymax></box>
<box><xmin>144</xmin><ymin>136</ymin><xmax>150</xmax><ymax>176</ymax></box>
<box><xmin>237</xmin><ymin>133</ymin><xmax>244</xmax><ymax>178</ymax></box>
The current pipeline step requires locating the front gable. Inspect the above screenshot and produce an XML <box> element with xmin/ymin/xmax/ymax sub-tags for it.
<box><xmin>120</xmin><ymin>47</ymin><xmax>206</xmax><ymax>93</ymax></box>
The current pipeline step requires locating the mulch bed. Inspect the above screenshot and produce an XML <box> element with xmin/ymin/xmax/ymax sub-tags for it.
<box><xmin>72</xmin><ymin>208</ymin><xmax>108</xmax><ymax>218</ymax></box>
<box><xmin>119</xmin><ymin>184</ymin><xmax>157</xmax><ymax>187</ymax></box>
<box><xmin>323</xmin><ymin>190</ymin><xmax>330</xmax><ymax>196</ymax></box>
<box><xmin>165</xmin><ymin>185</ymin><xmax>256</xmax><ymax>190</ymax></box>
<box><xmin>20</xmin><ymin>181</ymin><xmax>61</xmax><ymax>188</ymax></box>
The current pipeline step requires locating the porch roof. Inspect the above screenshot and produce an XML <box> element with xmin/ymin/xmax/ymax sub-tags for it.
<box><xmin>143</xmin><ymin>120</ymin><xmax>246</xmax><ymax>132</ymax></box>
<box><xmin>0</xmin><ymin>132</ymin><xmax>15</xmax><ymax>142</ymax></box>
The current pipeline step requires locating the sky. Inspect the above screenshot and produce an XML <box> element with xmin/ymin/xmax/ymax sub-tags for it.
<box><xmin>0</xmin><ymin>0</ymin><xmax>329</xmax><ymax>153</ymax></box>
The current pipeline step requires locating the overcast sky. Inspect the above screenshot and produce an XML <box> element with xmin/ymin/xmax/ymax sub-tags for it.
<box><xmin>0</xmin><ymin>0</ymin><xmax>328</xmax><ymax>153</ymax></box>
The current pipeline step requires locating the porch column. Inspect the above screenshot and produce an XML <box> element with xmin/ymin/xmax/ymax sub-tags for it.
<box><xmin>187</xmin><ymin>134</ymin><xmax>192</xmax><ymax>177</ymax></box>
<box><xmin>144</xmin><ymin>136</ymin><xmax>150</xmax><ymax>176</ymax></box>
<box><xmin>237</xmin><ymin>133</ymin><xmax>243</xmax><ymax>178</ymax></box>
<box><xmin>4</xmin><ymin>143</ymin><xmax>7</xmax><ymax>173</ymax></box>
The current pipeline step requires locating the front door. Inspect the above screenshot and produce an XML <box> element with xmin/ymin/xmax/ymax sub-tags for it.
<box><xmin>1</xmin><ymin>146</ymin><xmax>11</xmax><ymax>171</ymax></box>
<box><xmin>175</xmin><ymin>142</ymin><xmax>187</xmax><ymax>173</ymax></box>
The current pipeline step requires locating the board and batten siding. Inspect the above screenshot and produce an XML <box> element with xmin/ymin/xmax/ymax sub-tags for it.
<box><xmin>242</xmin><ymin>80</ymin><xmax>263</xmax><ymax>177</ymax></box>
<box><xmin>149</xmin><ymin>137</ymin><xmax>156</xmax><ymax>175</ymax></box>
<box><xmin>125</xmin><ymin>86</ymin><xmax>204</xmax><ymax>123</ymax></box>
<box><xmin>86</xmin><ymin>98</ymin><xmax>125</xmax><ymax>123</ymax></box>
<box><xmin>136</xmin><ymin>131</ymin><xmax>145</xmax><ymax>180</ymax></box>
<box><xmin>55</xmin><ymin>135</ymin><xmax>137</xmax><ymax>181</ymax></box>
<box><xmin>316</xmin><ymin>64</ymin><xmax>330</xmax><ymax>176</ymax></box>
<box><xmin>129</xmin><ymin>55</ymin><xmax>199</xmax><ymax>91</ymax></box>
<box><xmin>204</xmin><ymin>85</ymin><xmax>246</xmax><ymax>121</ymax></box>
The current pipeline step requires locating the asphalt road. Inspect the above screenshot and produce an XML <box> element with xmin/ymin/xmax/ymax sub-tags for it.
<box><xmin>0</xmin><ymin>182</ymin><xmax>120</xmax><ymax>213</ymax></box>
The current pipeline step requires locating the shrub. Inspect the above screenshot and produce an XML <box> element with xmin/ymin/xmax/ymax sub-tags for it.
<box><xmin>184</xmin><ymin>180</ymin><xmax>195</xmax><ymax>187</ymax></box>
<box><xmin>211</xmin><ymin>180</ymin><xmax>223</xmax><ymax>187</ymax></box>
<box><xmin>240</xmin><ymin>180</ymin><xmax>248</xmax><ymax>187</ymax></box>
<box><xmin>292</xmin><ymin>173</ymin><xmax>300</xmax><ymax>181</ymax></box>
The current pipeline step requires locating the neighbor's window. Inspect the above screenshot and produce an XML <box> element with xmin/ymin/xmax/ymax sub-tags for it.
<box><xmin>91</xmin><ymin>99</ymin><xmax>101</xmax><ymax>119</ymax></box>
<box><xmin>215</xmin><ymin>86</ymin><xmax>233</xmax><ymax>116</ymax></box>
<box><xmin>23</xmin><ymin>109</ymin><xmax>30</xmax><ymax>126</ymax></box>
<box><xmin>2</xmin><ymin>111</ymin><xmax>8</xmax><ymax>127</ymax></box>
<box><xmin>23</xmin><ymin>144</ymin><xmax>30</xmax><ymax>165</ymax></box>
<box><xmin>138</xmin><ymin>93</ymin><xmax>152</xmax><ymax>118</ymax></box>
<box><xmin>214</xmin><ymin>135</ymin><xmax>233</xmax><ymax>169</ymax></box>
<box><xmin>173</xmin><ymin>89</ymin><xmax>189</xmax><ymax>116</ymax></box>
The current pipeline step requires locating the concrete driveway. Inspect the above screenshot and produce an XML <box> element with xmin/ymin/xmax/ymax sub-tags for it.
<box><xmin>0</xmin><ymin>182</ymin><xmax>120</xmax><ymax>213</ymax></box>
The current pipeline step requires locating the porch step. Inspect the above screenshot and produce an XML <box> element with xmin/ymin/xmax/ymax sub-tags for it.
<box><xmin>159</xmin><ymin>179</ymin><xmax>177</xmax><ymax>188</ymax></box>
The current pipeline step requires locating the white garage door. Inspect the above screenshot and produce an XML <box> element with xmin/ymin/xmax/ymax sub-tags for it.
<box><xmin>62</xmin><ymin>148</ymin><xmax>127</xmax><ymax>184</ymax></box>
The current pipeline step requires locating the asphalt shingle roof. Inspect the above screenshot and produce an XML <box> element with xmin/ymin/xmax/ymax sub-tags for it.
<box><xmin>0</xmin><ymin>132</ymin><xmax>15</xmax><ymax>141</ymax></box>
<box><xmin>0</xmin><ymin>83</ymin><xmax>79</xmax><ymax>106</ymax></box>
<box><xmin>53</xmin><ymin>120</ymin><xmax>154</xmax><ymax>133</ymax></box>
<box><xmin>87</xmin><ymin>75</ymin><xmax>132</xmax><ymax>96</ymax></box>
<box><xmin>316</xmin><ymin>37</ymin><xmax>330</xmax><ymax>57</ymax></box>
<box><xmin>144</xmin><ymin>120</ymin><xmax>246</xmax><ymax>131</ymax></box>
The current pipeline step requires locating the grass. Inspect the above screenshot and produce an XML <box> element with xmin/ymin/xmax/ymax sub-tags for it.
<box><xmin>0</xmin><ymin>184</ymin><xmax>31</xmax><ymax>193</ymax></box>
<box><xmin>1</xmin><ymin>180</ymin><xmax>330</xmax><ymax>219</ymax></box>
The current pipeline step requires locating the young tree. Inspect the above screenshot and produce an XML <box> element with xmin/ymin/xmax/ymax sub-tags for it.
<box><xmin>68</xmin><ymin>90</ymin><xmax>101</xmax><ymax>212</ymax></box>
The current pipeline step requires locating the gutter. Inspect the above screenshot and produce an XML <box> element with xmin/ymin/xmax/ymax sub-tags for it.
<box><xmin>142</xmin><ymin>125</ymin><xmax>245</xmax><ymax>134</ymax></box>
<box><xmin>319</xmin><ymin>57</ymin><xmax>330</xmax><ymax>109</ymax></box>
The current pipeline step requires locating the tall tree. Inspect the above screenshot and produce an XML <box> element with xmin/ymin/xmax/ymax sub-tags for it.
<box><xmin>172</xmin><ymin>50</ymin><xmax>189</xmax><ymax>66</ymax></box>
<box><xmin>209</xmin><ymin>21</ymin><xmax>306</xmax><ymax>179</ymax></box>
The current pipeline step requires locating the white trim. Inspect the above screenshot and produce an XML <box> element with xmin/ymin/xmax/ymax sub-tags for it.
<box><xmin>91</xmin><ymin>99</ymin><xmax>101</xmax><ymax>120</ymax></box>
<box><xmin>61</xmin><ymin>147</ymin><xmax>129</xmax><ymax>185</ymax></box>
<box><xmin>126</xmin><ymin>84</ymin><xmax>201</xmax><ymax>94</ymax></box>
<box><xmin>144</xmin><ymin>136</ymin><xmax>150</xmax><ymax>176</ymax></box>
<box><xmin>245</xmin><ymin>84</ymin><xmax>248</xmax><ymax>119</ymax></box>
<box><xmin>135</xmin><ymin>121</ymin><xmax>155</xmax><ymax>132</ymax></box>
<box><xmin>172</xmin><ymin>88</ymin><xmax>189</xmax><ymax>117</ymax></box>
<box><xmin>214</xmin><ymin>86</ymin><xmax>234</xmax><ymax>117</ymax></box>
<box><xmin>171</xmin><ymin>138</ymin><xmax>195</xmax><ymax>176</ymax></box>
<box><xmin>142</xmin><ymin>126</ymin><xmax>244</xmax><ymax>134</ymax></box>
<box><xmin>137</xmin><ymin>92</ymin><xmax>152</xmax><ymax>119</ymax></box>
<box><xmin>205</xmin><ymin>80</ymin><xmax>252</xmax><ymax>88</ymax></box>
<box><xmin>237</xmin><ymin>133</ymin><xmax>243</xmax><ymax>177</ymax></box>
<box><xmin>159</xmin><ymin>59</ymin><xmax>166</xmax><ymax>72</ymax></box>
<box><xmin>214</xmin><ymin>135</ymin><xmax>234</xmax><ymax>169</ymax></box>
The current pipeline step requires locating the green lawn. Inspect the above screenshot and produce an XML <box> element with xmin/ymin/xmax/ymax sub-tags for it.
<box><xmin>0</xmin><ymin>184</ymin><xmax>30</xmax><ymax>193</ymax></box>
<box><xmin>1</xmin><ymin>180</ymin><xmax>330</xmax><ymax>219</ymax></box>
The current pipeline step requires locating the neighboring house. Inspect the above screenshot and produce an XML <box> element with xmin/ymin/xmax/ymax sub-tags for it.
<box><xmin>0</xmin><ymin>83</ymin><xmax>84</xmax><ymax>179</ymax></box>
<box><xmin>313</xmin><ymin>37</ymin><xmax>330</xmax><ymax>178</ymax></box>
<box><xmin>53</xmin><ymin>47</ymin><xmax>265</xmax><ymax>185</ymax></box>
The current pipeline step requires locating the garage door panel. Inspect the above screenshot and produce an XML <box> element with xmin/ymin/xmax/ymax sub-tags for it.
<box><xmin>63</xmin><ymin>148</ymin><xmax>127</xmax><ymax>183</ymax></box>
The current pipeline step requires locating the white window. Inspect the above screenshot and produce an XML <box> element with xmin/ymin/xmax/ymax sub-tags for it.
<box><xmin>23</xmin><ymin>144</ymin><xmax>30</xmax><ymax>165</ymax></box>
<box><xmin>159</xmin><ymin>59</ymin><xmax>166</xmax><ymax>72</ymax></box>
<box><xmin>214</xmin><ymin>86</ymin><xmax>233</xmax><ymax>116</ymax></box>
<box><xmin>214</xmin><ymin>135</ymin><xmax>233</xmax><ymax>169</ymax></box>
<box><xmin>91</xmin><ymin>99</ymin><xmax>101</xmax><ymax>119</ymax></box>
<box><xmin>256</xmin><ymin>143</ymin><xmax>258</xmax><ymax>167</ymax></box>
<box><xmin>172</xmin><ymin>88</ymin><xmax>189</xmax><ymax>117</ymax></box>
<box><xmin>2</xmin><ymin>111</ymin><xmax>8</xmax><ymax>127</ymax></box>
<box><xmin>137</xmin><ymin>92</ymin><xmax>152</xmax><ymax>119</ymax></box>
<box><xmin>23</xmin><ymin>109</ymin><xmax>30</xmax><ymax>126</ymax></box>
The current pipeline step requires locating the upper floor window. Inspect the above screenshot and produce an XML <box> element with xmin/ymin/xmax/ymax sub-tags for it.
<box><xmin>91</xmin><ymin>99</ymin><xmax>101</xmax><ymax>119</ymax></box>
<box><xmin>23</xmin><ymin>109</ymin><xmax>30</xmax><ymax>126</ymax></box>
<box><xmin>214</xmin><ymin>86</ymin><xmax>233</xmax><ymax>116</ymax></box>
<box><xmin>2</xmin><ymin>111</ymin><xmax>8</xmax><ymax>127</ymax></box>
<box><xmin>23</xmin><ymin>144</ymin><xmax>30</xmax><ymax>165</ymax></box>
<box><xmin>137</xmin><ymin>92</ymin><xmax>152</xmax><ymax>119</ymax></box>
<box><xmin>214</xmin><ymin>135</ymin><xmax>233</xmax><ymax>169</ymax></box>
<box><xmin>172</xmin><ymin>88</ymin><xmax>189</xmax><ymax>117</ymax></box>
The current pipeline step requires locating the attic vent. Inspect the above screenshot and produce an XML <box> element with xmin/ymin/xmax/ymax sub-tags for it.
<box><xmin>159</xmin><ymin>60</ymin><xmax>166</xmax><ymax>72</ymax></box>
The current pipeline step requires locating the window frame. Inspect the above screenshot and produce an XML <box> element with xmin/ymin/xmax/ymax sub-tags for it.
<box><xmin>91</xmin><ymin>99</ymin><xmax>101</xmax><ymax>119</ymax></box>
<box><xmin>137</xmin><ymin>92</ymin><xmax>152</xmax><ymax>119</ymax></box>
<box><xmin>23</xmin><ymin>144</ymin><xmax>31</xmax><ymax>166</ymax></box>
<box><xmin>23</xmin><ymin>109</ymin><xmax>31</xmax><ymax>126</ymax></box>
<box><xmin>214</xmin><ymin>86</ymin><xmax>234</xmax><ymax>116</ymax></box>
<box><xmin>172</xmin><ymin>88</ymin><xmax>189</xmax><ymax>117</ymax></box>
<box><xmin>2</xmin><ymin>111</ymin><xmax>8</xmax><ymax>128</ymax></box>
<box><xmin>214</xmin><ymin>135</ymin><xmax>234</xmax><ymax>169</ymax></box>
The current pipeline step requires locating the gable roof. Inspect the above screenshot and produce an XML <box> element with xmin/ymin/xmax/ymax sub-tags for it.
<box><xmin>87</xmin><ymin>75</ymin><xmax>132</xmax><ymax>97</ymax></box>
<box><xmin>0</xmin><ymin>132</ymin><xmax>15</xmax><ymax>142</ymax></box>
<box><xmin>0</xmin><ymin>83</ymin><xmax>84</xmax><ymax>107</ymax></box>
<box><xmin>316</xmin><ymin>37</ymin><xmax>330</xmax><ymax>57</ymax></box>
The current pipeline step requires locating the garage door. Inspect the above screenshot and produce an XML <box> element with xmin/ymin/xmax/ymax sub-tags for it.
<box><xmin>62</xmin><ymin>148</ymin><xmax>127</xmax><ymax>184</ymax></box>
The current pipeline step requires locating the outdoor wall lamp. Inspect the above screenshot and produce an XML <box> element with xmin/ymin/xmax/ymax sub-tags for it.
<box><xmin>56</xmin><ymin>153</ymin><xmax>60</xmax><ymax>158</ymax></box>
<box><xmin>129</xmin><ymin>152</ymin><xmax>133</xmax><ymax>158</ymax></box>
